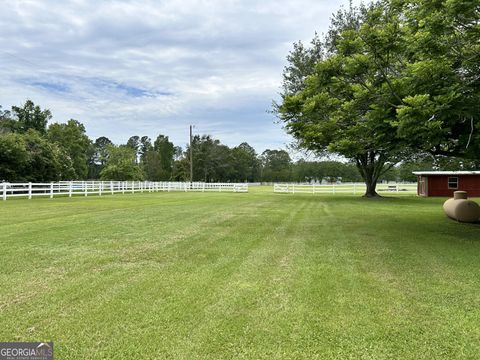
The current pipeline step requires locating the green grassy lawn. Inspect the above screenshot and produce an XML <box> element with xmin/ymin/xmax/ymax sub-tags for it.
<box><xmin>1</xmin><ymin>187</ymin><xmax>480</xmax><ymax>359</ymax></box>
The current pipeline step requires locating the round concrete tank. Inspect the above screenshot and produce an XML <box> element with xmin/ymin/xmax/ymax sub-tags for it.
<box><xmin>443</xmin><ymin>191</ymin><xmax>480</xmax><ymax>223</ymax></box>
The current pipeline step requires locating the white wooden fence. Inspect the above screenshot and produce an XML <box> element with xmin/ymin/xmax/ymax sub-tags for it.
<box><xmin>273</xmin><ymin>183</ymin><xmax>417</xmax><ymax>195</ymax></box>
<box><xmin>1</xmin><ymin>181</ymin><xmax>248</xmax><ymax>200</ymax></box>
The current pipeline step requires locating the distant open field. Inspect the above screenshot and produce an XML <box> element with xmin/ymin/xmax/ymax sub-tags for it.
<box><xmin>1</xmin><ymin>187</ymin><xmax>480</xmax><ymax>359</ymax></box>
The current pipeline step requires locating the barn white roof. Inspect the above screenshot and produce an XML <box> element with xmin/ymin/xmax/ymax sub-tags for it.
<box><xmin>412</xmin><ymin>171</ymin><xmax>480</xmax><ymax>175</ymax></box>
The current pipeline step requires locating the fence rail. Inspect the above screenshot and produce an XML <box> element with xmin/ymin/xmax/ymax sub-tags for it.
<box><xmin>1</xmin><ymin>181</ymin><xmax>248</xmax><ymax>200</ymax></box>
<box><xmin>273</xmin><ymin>183</ymin><xmax>417</xmax><ymax>195</ymax></box>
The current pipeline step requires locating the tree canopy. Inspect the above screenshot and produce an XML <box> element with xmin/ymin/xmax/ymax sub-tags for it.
<box><xmin>396</xmin><ymin>0</ymin><xmax>480</xmax><ymax>158</ymax></box>
<box><xmin>100</xmin><ymin>145</ymin><xmax>144</xmax><ymax>181</ymax></box>
<box><xmin>48</xmin><ymin>119</ymin><xmax>92</xmax><ymax>179</ymax></box>
<box><xmin>276</xmin><ymin>0</ymin><xmax>480</xmax><ymax>196</ymax></box>
<box><xmin>11</xmin><ymin>100</ymin><xmax>52</xmax><ymax>134</ymax></box>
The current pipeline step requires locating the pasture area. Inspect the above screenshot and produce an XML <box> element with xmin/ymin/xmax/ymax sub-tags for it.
<box><xmin>1</xmin><ymin>187</ymin><xmax>480</xmax><ymax>359</ymax></box>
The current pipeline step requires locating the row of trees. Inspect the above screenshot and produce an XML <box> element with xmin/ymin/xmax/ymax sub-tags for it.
<box><xmin>0</xmin><ymin>100</ymin><xmax>178</xmax><ymax>182</ymax></box>
<box><xmin>0</xmin><ymin>101</ymin><xmax>90</xmax><ymax>182</ymax></box>
<box><xmin>1</xmin><ymin>99</ymin><xmax>477</xmax><ymax>184</ymax></box>
<box><xmin>276</xmin><ymin>0</ymin><xmax>480</xmax><ymax>196</ymax></box>
<box><xmin>0</xmin><ymin>100</ymin><xmax>358</xmax><ymax>183</ymax></box>
<box><xmin>0</xmin><ymin>101</ymin><xmax>362</xmax><ymax>183</ymax></box>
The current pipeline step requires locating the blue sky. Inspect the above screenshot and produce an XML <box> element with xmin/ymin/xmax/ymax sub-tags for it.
<box><xmin>0</xmin><ymin>0</ymin><xmax>357</xmax><ymax>153</ymax></box>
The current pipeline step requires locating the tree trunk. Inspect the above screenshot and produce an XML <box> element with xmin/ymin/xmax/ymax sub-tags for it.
<box><xmin>364</xmin><ymin>177</ymin><xmax>379</xmax><ymax>198</ymax></box>
<box><xmin>355</xmin><ymin>151</ymin><xmax>386</xmax><ymax>198</ymax></box>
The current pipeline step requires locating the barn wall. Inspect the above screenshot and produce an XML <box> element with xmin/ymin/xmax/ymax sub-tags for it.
<box><xmin>427</xmin><ymin>175</ymin><xmax>480</xmax><ymax>197</ymax></box>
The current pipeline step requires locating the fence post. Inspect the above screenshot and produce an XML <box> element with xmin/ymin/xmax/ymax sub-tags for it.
<box><xmin>50</xmin><ymin>182</ymin><xmax>54</xmax><ymax>199</ymax></box>
<box><xmin>69</xmin><ymin>181</ymin><xmax>73</xmax><ymax>197</ymax></box>
<box><xmin>353</xmin><ymin>183</ymin><xmax>356</xmax><ymax>195</ymax></box>
<box><xmin>28</xmin><ymin>182</ymin><xmax>32</xmax><ymax>199</ymax></box>
<box><xmin>2</xmin><ymin>182</ymin><xmax>6</xmax><ymax>201</ymax></box>
<box><xmin>99</xmin><ymin>182</ymin><xmax>102</xmax><ymax>196</ymax></box>
<box><xmin>132</xmin><ymin>182</ymin><xmax>135</xmax><ymax>194</ymax></box>
<box><xmin>84</xmin><ymin>181</ymin><xmax>87</xmax><ymax>197</ymax></box>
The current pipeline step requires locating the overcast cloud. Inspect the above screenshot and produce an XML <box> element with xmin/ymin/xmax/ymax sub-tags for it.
<box><xmin>0</xmin><ymin>0</ymin><xmax>356</xmax><ymax>152</ymax></box>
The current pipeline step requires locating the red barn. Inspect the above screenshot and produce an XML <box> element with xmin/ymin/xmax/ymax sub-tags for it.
<box><xmin>413</xmin><ymin>171</ymin><xmax>480</xmax><ymax>197</ymax></box>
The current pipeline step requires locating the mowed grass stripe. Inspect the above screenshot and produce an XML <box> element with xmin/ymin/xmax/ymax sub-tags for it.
<box><xmin>173</xmin><ymin>198</ymin><xmax>312</xmax><ymax>358</ymax></box>
<box><xmin>1</xmin><ymin>191</ymin><xmax>480</xmax><ymax>359</ymax></box>
<box><xmin>294</xmin><ymin>197</ymin><xmax>480</xmax><ymax>358</ymax></box>
<box><xmin>0</xmin><ymin>193</ymin><xmax>258</xmax><ymax>299</ymax></box>
<box><xmin>0</xmin><ymin>192</ymin><xmax>278</xmax><ymax>355</ymax></box>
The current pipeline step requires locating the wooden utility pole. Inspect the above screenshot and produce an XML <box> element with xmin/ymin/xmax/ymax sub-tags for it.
<box><xmin>190</xmin><ymin>125</ymin><xmax>193</xmax><ymax>183</ymax></box>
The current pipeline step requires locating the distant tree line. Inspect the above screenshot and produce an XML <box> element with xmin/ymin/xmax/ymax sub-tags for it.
<box><xmin>1</xmin><ymin>100</ymin><xmax>476</xmax><ymax>183</ymax></box>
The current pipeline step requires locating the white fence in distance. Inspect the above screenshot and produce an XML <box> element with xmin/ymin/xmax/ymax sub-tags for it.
<box><xmin>273</xmin><ymin>183</ymin><xmax>417</xmax><ymax>195</ymax></box>
<box><xmin>1</xmin><ymin>181</ymin><xmax>248</xmax><ymax>200</ymax></box>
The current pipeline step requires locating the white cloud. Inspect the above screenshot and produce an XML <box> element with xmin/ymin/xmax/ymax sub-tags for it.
<box><xmin>0</xmin><ymin>0</ymin><xmax>359</xmax><ymax>152</ymax></box>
